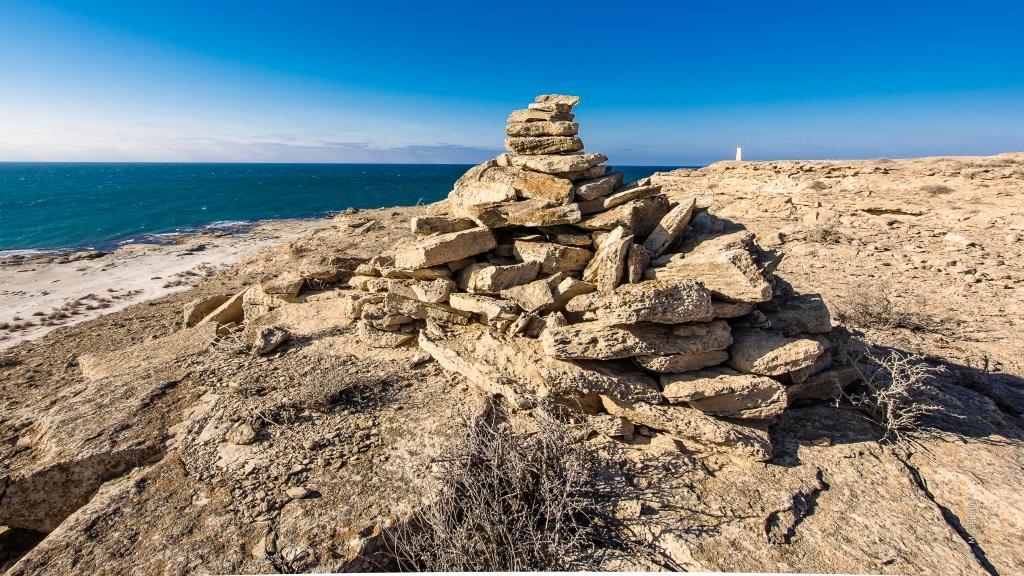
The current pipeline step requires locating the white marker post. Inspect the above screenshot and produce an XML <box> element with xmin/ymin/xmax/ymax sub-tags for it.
<box><xmin>735</xmin><ymin>146</ymin><xmax>743</xmax><ymax>162</ymax></box>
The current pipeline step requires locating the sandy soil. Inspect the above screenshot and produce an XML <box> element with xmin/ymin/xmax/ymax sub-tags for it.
<box><xmin>0</xmin><ymin>218</ymin><xmax>335</xmax><ymax>350</ymax></box>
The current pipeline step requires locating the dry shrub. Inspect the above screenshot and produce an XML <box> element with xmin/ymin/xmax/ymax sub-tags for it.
<box><xmin>921</xmin><ymin>183</ymin><xmax>954</xmax><ymax>195</ymax></box>
<box><xmin>806</xmin><ymin>179</ymin><xmax>829</xmax><ymax>191</ymax></box>
<box><xmin>838</xmin><ymin>283</ymin><xmax>933</xmax><ymax>332</ymax></box>
<box><xmin>846</xmin><ymin>350</ymin><xmax>944</xmax><ymax>443</ymax></box>
<box><xmin>389</xmin><ymin>411</ymin><xmax>601</xmax><ymax>571</ymax></box>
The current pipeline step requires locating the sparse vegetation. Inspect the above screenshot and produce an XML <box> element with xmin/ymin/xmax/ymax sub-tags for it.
<box><xmin>921</xmin><ymin>183</ymin><xmax>954</xmax><ymax>195</ymax></box>
<box><xmin>846</xmin><ymin>350</ymin><xmax>945</xmax><ymax>443</ymax></box>
<box><xmin>807</xmin><ymin>180</ymin><xmax>829</xmax><ymax>191</ymax></box>
<box><xmin>388</xmin><ymin>408</ymin><xmax>603</xmax><ymax>571</ymax></box>
<box><xmin>838</xmin><ymin>282</ymin><xmax>934</xmax><ymax>332</ymax></box>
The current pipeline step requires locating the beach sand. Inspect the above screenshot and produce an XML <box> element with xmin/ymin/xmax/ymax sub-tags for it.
<box><xmin>0</xmin><ymin>217</ymin><xmax>335</xmax><ymax>349</ymax></box>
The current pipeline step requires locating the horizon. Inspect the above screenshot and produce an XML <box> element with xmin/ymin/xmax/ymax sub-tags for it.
<box><xmin>1</xmin><ymin>1</ymin><xmax>1022</xmax><ymax>164</ymax></box>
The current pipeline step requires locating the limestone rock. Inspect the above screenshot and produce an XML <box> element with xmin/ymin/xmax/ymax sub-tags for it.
<box><xmin>541</xmin><ymin>319</ymin><xmax>731</xmax><ymax>360</ymax></box>
<box><xmin>645</xmin><ymin>231</ymin><xmax>772</xmax><ymax>303</ymax></box>
<box><xmin>600</xmin><ymin>396</ymin><xmax>773</xmax><ymax>461</ymax></box>
<box><xmin>498</xmin><ymin>274</ymin><xmax>595</xmax><ymax>314</ymax></box>
<box><xmin>447</xmin><ymin>293</ymin><xmax>519</xmax><ymax>322</ymax></box>
<box><xmin>465</xmin><ymin>199</ymin><xmax>582</xmax><ymax>228</ymax></box>
<box><xmin>577</xmin><ymin>195</ymin><xmax>670</xmax><ymax>236</ymax></box>
<box><xmin>573</xmin><ymin>172</ymin><xmax>624</xmax><ymax>201</ymax></box>
<box><xmin>582</xmin><ymin>226</ymin><xmax>632</xmax><ymax>290</ymax></box>
<box><xmin>497</xmin><ymin>152</ymin><xmax>606</xmax><ymax>175</ymax></box>
<box><xmin>527</xmin><ymin>101</ymin><xmax>573</xmax><ymax>113</ymax></box>
<box><xmin>505</xmin><ymin>121</ymin><xmax>579</xmax><ymax>137</ymax></box>
<box><xmin>262</xmin><ymin>272</ymin><xmax>305</xmax><ymax>297</ymax></box>
<box><xmin>539</xmin><ymin>225</ymin><xmax>592</xmax><ymax>247</ymax></box>
<box><xmin>242</xmin><ymin>285</ymin><xmax>301</xmax><ymax>320</ymax></box>
<box><xmin>393</xmin><ymin>227</ymin><xmax>496</xmax><ymax>269</ymax></box>
<box><xmin>410</xmin><ymin>215</ymin><xmax>477</xmax><ymax>236</ymax></box>
<box><xmin>196</xmin><ymin>289</ymin><xmax>246</xmax><ymax>327</ymax></box>
<box><xmin>787</xmin><ymin>364</ymin><xmax>861</xmax><ymax>402</ymax></box>
<box><xmin>535</xmin><ymin>94</ymin><xmax>580</xmax><ymax>107</ymax></box>
<box><xmin>564</xmin><ymin>278</ymin><xmax>714</xmax><ymax>324</ymax></box>
<box><xmin>250</xmin><ymin>325</ymin><xmax>290</xmax><ymax>356</ymax></box>
<box><xmin>635</xmin><ymin>350</ymin><xmax>730</xmax><ymax>373</ymax></box>
<box><xmin>586</xmin><ymin>414</ymin><xmax>634</xmax><ymax>438</ymax></box>
<box><xmin>381</xmin><ymin>293</ymin><xmax>471</xmax><ymax>325</ymax></box>
<box><xmin>183</xmin><ymin>293</ymin><xmax>233</xmax><ymax>328</ymax></box>
<box><xmin>418</xmin><ymin>322</ymin><xmax>660</xmax><ymax>408</ymax></box>
<box><xmin>357</xmin><ymin>321</ymin><xmax>415</xmax><ymax>348</ymax></box>
<box><xmin>626</xmin><ymin>243</ymin><xmax>649</xmax><ymax>283</ymax></box>
<box><xmin>644</xmin><ymin>198</ymin><xmax>697</xmax><ymax>258</ymax></box>
<box><xmin>728</xmin><ymin>328</ymin><xmax>826</xmax><ymax>376</ymax></box>
<box><xmin>411</xmin><ymin>278</ymin><xmax>455</xmax><ymax>303</ymax></box>
<box><xmin>507</xmin><ymin>109</ymin><xmax>574</xmax><ymax>123</ymax></box>
<box><xmin>79</xmin><ymin>323</ymin><xmax>218</xmax><ymax>381</ymax></box>
<box><xmin>662</xmin><ymin>368</ymin><xmax>788</xmax><ymax>419</ymax></box>
<box><xmin>505</xmin><ymin>136</ymin><xmax>583</xmax><ymax>155</ymax></box>
<box><xmin>712</xmin><ymin>300</ymin><xmax>756</xmax><ymax>318</ymax></box>
<box><xmin>763</xmin><ymin>293</ymin><xmax>833</xmax><ymax>335</ymax></box>
<box><xmin>513</xmin><ymin>240</ymin><xmax>593</xmax><ymax>274</ymax></box>
<box><xmin>578</xmin><ymin>184</ymin><xmax>662</xmax><ymax>215</ymax></box>
<box><xmin>457</xmin><ymin>261</ymin><xmax>540</xmax><ymax>294</ymax></box>
<box><xmin>457</xmin><ymin>164</ymin><xmax>574</xmax><ymax>206</ymax></box>
<box><xmin>560</xmin><ymin>164</ymin><xmax>610</xmax><ymax>182</ymax></box>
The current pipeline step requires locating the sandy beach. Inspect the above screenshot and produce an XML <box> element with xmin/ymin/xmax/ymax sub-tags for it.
<box><xmin>0</xmin><ymin>217</ymin><xmax>335</xmax><ymax>349</ymax></box>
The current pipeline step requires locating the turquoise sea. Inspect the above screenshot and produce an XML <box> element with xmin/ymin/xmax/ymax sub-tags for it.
<box><xmin>0</xmin><ymin>163</ymin><xmax>681</xmax><ymax>252</ymax></box>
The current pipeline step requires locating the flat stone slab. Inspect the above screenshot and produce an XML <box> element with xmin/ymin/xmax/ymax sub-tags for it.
<box><xmin>635</xmin><ymin>349</ymin><xmax>730</xmax><ymax>373</ymax></box>
<box><xmin>410</xmin><ymin>215</ymin><xmax>477</xmax><ymax>236</ymax></box>
<box><xmin>505</xmin><ymin>136</ymin><xmax>584</xmax><ymax>155</ymax></box>
<box><xmin>497</xmin><ymin>152</ymin><xmax>606</xmax><ymax>175</ymax></box>
<box><xmin>513</xmin><ymin>240</ymin><xmax>593</xmax><ymax>274</ymax></box>
<box><xmin>457</xmin><ymin>261</ymin><xmax>540</xmax><ymax>294</ymax></box>
<box><xmin>762</xmin><ymin>293</ymin><xmax>833</xmax><ymax>335</ymax></box>
<box><xmin>573</xmin><ymin>172</ymin><xmax>624</xmax><ymax>201</ymax></box>
<box><xmin>541</xmin><ymin>319</ymin><xmax>731</xmax><ymax>360</ymax></box>
<box><xmin>507</xmin><ymin>109</ymin><xmax>574</xmax><ymax>123</ymax></box>
<box><xmin>728</xmin><ymin>327</ymin><xmax>826</xmax><ymax>376</ymax></box>
<box><xmin>646</xmin><ymin>231</ymin><xmax>772</xmax><ymax>303</ymax></box>
<box><xmin>465</xmin><ymin>198</ymin><xmax>582</xmax><ymax>228</ymax></box>
<box><xmin>662</xmin><ymin>367</ymin><xmax>788</xmax><ymax>420</ymax></box>
<box><xmin>79</xmin><ymin>323</ymin><xmax>218</xmax><ymax>381</ymax></box>
<box><xmin>564</xmin><ymin>278</ymin><xmax>714</xmax><ymax>324</ymax></box>
<box><xmin>600</xmin><ymin>396</ymin><xmax>773</xmax><ymax>461</ymax></box>
<box><xmin>418</xmin><ymin>322</ymin><xmax>661</xmax><ymax>408</ymax></box>
<box><xmin>644</xmin><ymin>198</ymin><xmax>697</xmax><ymax>258</ymax></box>
<box><xmin>505</xmin><ymin>121</ymin><xmax>579</xmax><ymax>137</ymax></box>
<box><xmin>578</xmin><ymin>184</ymin><xmax>662</xmax><ymax>215</ymax></box>
<box><xmin>393</xmin><ymin>227</ymin><xmax>496</xmax><ymax>269</ymax></box>
<box><xmin>577</xmin><ymin>195</ymin><xmax>670</xmax><ymax>236</ymax></box>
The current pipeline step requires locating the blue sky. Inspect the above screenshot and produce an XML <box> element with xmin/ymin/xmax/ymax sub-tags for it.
<box><xmin>1</xmin><ymin>0</ymin><xmax>1021</xmax><ymax>165</ymax></box>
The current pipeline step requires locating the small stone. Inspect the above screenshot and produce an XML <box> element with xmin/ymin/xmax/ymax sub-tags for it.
<box><xmin>226</xmin><ymin>422</ymin><xmax>257</xmax><ymax>445</ymax></box>
<box><xmin>262</xmin><ymin>272</ymin><xmax>305</xmax><ymax>297</ymax></box>
<box><xmin>251</xmin><ymin>325</ymin><xmax>290</xmax><ymax>356</ymax></box>
<box><xmin>285</xmin><ymin>486</ymin><xmax>311</xmax><ymax>500</ymax></box>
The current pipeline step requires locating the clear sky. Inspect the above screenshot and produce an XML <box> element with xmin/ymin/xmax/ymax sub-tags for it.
<box><xmin>1</xmin><ymin>0</ymin><xmax>1022</xmax><ymax>165</ymax></box>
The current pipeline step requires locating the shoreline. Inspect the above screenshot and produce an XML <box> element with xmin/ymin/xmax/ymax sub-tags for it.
<box><xmin>0</xmin><ymin>214</ymin><xmax>337</xmax><ymax>350</ymax></box>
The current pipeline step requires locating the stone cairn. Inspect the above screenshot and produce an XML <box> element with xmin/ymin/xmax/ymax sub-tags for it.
<box><xmin>345</xmin><ymin>95</ymin><xmax>859</xmax><ymax>461</ymax></box>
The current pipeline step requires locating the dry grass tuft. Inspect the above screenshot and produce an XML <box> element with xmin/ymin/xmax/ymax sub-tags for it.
<box><xmin>846</xmin><ymin>350</ymin><xmax>945</xmax><ymax>443</ymax></box>
<box><xmin>837</xmin><ymin>283</ymin><xmax>934</xmax><ymax>332</ymax></box>
<box><xmin>388</xmin><ymin>409</ymin><xmax>603</xmax><ymax>571</ymax></box>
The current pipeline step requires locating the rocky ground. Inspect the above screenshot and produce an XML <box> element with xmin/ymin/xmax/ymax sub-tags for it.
<box><xmin>1</xmin><ymin>154</ymin><xmax>1022</xmax><ymax>575</ymax></box>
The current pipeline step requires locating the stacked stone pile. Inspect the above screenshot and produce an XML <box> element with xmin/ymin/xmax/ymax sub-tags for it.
<box><xmin>342</xmin><ymin>94</ymin><xmax>858</xmax><ymax>461</ymax></box>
